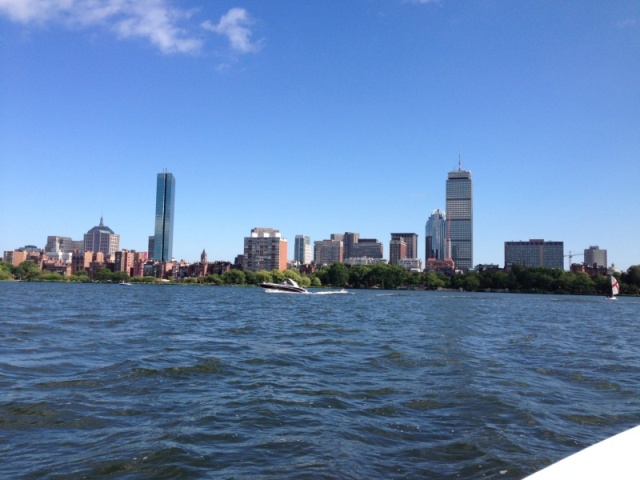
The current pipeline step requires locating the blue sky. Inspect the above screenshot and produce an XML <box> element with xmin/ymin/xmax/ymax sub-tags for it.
<box><xmin>1</xmin><ymin>0</ymin><xmax>639</xmax><ymax>270</ymax></box>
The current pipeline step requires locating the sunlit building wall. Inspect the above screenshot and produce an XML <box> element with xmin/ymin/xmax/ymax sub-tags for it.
<box><xmin>294</xmin><ymin>235</ymin><xmax>312</xmax><ymax>265</ymax></box>
<box><xmin>243</xmin><ymin>227</ymin><xmax>288</xmax><ymax>272</ymax></box>
<box><xmin>504</xmin><ymin>239</ymin><xmax>564</xmax><ymax>269</ymax></box>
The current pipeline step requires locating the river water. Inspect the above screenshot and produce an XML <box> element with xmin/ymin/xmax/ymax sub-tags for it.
<box><xmin>1</xmin><ymin>283</ymin><xmax>639</xmax><ymax>479</ymax></box>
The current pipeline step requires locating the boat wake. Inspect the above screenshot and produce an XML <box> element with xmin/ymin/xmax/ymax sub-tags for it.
<box><xmin>264</xmin><ymin>289</ymin><xmax>311</xmax><ymax>294</ymax></box>
<box><xmin>313</xmin><ymin>289</ymin><xmax>350</xmax><ymax>295</ymax></box>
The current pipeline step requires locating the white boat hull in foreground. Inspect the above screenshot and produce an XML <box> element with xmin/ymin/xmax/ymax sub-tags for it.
<box><xmin>525</xmin><ymin>424</ymin><xmax>640</xmax><ymax>479</ymax></box>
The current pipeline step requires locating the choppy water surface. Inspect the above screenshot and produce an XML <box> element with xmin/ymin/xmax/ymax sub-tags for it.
<box><xmin>1</xmin><ymin>283</ymin><xmax>639</xmax><ymax>479</ymax></box>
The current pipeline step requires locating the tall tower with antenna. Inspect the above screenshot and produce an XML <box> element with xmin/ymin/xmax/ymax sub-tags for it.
<box><xmin>445</xmin><ymin>159</ymin><xmax>473</xmax><ymax>270</ymax></box>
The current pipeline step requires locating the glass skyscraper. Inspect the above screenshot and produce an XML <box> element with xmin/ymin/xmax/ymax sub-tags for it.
<box><xmin>294</xmin><ymin>235</ymin><xmax>312</xmax><ymax>265</ymax></box>
<box><xmin>425</xmin><ymin>209</ymin><xmax>447</xmax><ymax>261</ymax></box>
<box><xmin>153</xmin><ymin>172</ymin><xmax>175</xmax><ymax>262</ymax></box>
<box><xmin>446</xmin><ymin>166</ymin><xmax>473</xmax><ymax>270</ymax></box>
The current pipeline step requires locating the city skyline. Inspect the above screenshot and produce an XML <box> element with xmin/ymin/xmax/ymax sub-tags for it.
<box><xmin>1</xmin><ymin>2</ymin><xmax>638</xmax><ymax>271</ymax></box>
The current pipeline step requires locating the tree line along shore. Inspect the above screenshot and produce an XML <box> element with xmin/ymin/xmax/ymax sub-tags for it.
<box><xmin>2</xmin><ymin>260</ymin><xmax>640</xmax><ymax>296</ymax></box>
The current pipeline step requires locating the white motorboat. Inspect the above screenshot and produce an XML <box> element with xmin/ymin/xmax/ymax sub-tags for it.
<box><xmin>259</xmin><ymin>278</ymin><xmax>308</xmax><ymax>293</ymax></box>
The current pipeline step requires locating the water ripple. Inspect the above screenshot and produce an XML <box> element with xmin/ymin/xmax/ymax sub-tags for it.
<box><xmin>2</xmin><ymin>284</ymin><xmax>640</xmax><ymax>478</ymax></box>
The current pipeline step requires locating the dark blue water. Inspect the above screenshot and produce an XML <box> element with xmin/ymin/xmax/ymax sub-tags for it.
<box><xmin>2</xmin><ymin>283</ymin><xmax>639</xmax><ymax>479</ymax></box>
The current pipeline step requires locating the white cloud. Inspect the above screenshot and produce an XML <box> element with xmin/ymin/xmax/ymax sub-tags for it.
<box><xmin>0</xmin><ymin>0</ymin><xmax>224</xmax><ymax>54</ymax></box>
<box><xmin>201</xmin><ymin>7</ymin><xmax>260</xmax><ymax>54</ymax></box>
<box><xmin>616</xmin><ymin>17</ymin><xmax>637</xmax><ymax>29</ymax></box>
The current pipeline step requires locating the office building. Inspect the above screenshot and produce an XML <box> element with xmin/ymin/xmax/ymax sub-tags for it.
<box><xmin>584</xmin><ymin>246</ymin><xmax>607</xmax><ymax>268</ymax></box>
<box><xmin>390</xmin><ymin>233</ymin><xmax>418</xmax><ymax>260</ymax></box>
<box><xmin>243</xmin><ymin>227</ymin><xmax>288</xmax><ymax>272</ymax></box>
<box><xmin>349</xmin><ymin>238</ymin><xmax>383</xmax><ymax>260</ymax></box>
<box><xmin>45</xmin><ymin>236</ymin><xmax>83</xmax><ymax>254</ymax></box>
<box><xmin>343</xmin><ymin>232</ymin><xmax>360</xmax><ymax>260</ymax></box>
<box><xmin>153</xmin><ymin>171</ymin><xmax>176</xmax><ymax>262</ymax></box>
<box><xmin>504</xmin><ymin>239</ymin><xmax>564</xmax><ymax>269</ymax></box>
<box><xmin>294</xmin><ymin>235</ymin><xmax>312</xmax><ymax>265</ymax></box>
<box><xmin>425</xmin><ymin>209</ymin><xmax>447</xmax><ymax>261</ymax></box>
<box><xmin>84</xmin><ymin>217</ymin><xmax>120</xmax><ymax>257</ymax></box>
<box><xmin>446</xmin><ymin>165</ymin><xmax>473</xmax><ymax>270</ymax></box>
<box><xmin>314</xmin><ymin>239</ymin><xmax>343</xmax><ymax>265</ymax></box>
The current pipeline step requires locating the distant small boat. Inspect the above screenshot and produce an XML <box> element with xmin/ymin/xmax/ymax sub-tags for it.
<box><xmin>119</xmin><ymin>281</ymin><xmax>132</xmax><ymax>286</ymax></box>
<box><xmin>607</xmin><ymin>275</ymin><xmax>619</xmax><ymax>300</ymax></box>
<box><xmin>259</xmin><ymin>278</ymin><xmax>308</xmax><ymax>294</ymax></box>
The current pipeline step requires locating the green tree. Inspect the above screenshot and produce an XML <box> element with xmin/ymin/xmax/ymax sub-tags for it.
<box><xmin>0</xmin><ymin>261</ymin><xmax>13</xmax><ymax>280</ymax></box>
<box><xmin>422</xmin><ymin>271</ymin><xmax>446</xmax><ymax>289</ymax></box>
<box><xmin>71</xmin><ymin>273</ymin><xmax>92</xmax><ymax>283</ymax></box>
<box><xmin>593</xmin><ymin>274</ymin><xmax>611</xmax><ymax>295</ymax></box>
<box><xmin>131</xmin><ymin>275</ymin><xmax>159</xmax><ymax>284</ymax></box>
<box><xmin>94</xmin><ymin>267</ymin><xmax>113</xmax><ymax>282</ymax></box>
<box><xmin>314</xmin><ymin>265</ymin><xmax>329</xmax><ymax>286</ymax></box>
<box><xmin>271</xmin><ymin>270</ymin><xmax>286</xmax><ymax>283</ymax></box>
<box><xmin>623</xmin><ymin>266</ymin><xmax>640</xmax><ymax>287</ymax></box>
<box><xmin>255</xmin><ymin>270</ymin><xmax>273</xmax><ymax>284</ymax></box>
<box><xmin>222</xmin><ymin>270</ymin><xmax>246</xmax><ymax>285</ymax></box>
<box><xmin>406</xmin><ymin>271</ymin><xmax>422</xmax><ymax>287</ymax></box>
<box><xmin>571</xmin><ymin>272</ymin><xmax>595</xmax><ymax>295</ymax></box>
<box><xmin>463</xmin><ymin>272</ymin><xmax>481</xmax><ymax>291</ymax></box>
<box><xmin>112</xmin><ymin>271</ymin><xmax>130</xmax><ymax>283</ymax></box>
<box><xmin>283</xmin><ymin>269</ymin><xmax>303</xmax><ymax>283</ymax></box>
<box><xmin>377</xmin><ymin>264</ymin><xmax>408</xmax><ymax>289</ymax></box>
<box><xmin>203</xmin><ymin>274</ymin><xmax>221</xmax><ymax>284</ymax></box>
<box><xmin>326</xmin><ymin>263</ymin><xmax>349</xmax><ymax>287</ymax></box>
<box><xmin>13</xmin><ymin>261</ymin><xmax>41</xmax><ymax>281</ymax></box>
<box><xmin>243</xmin><ymin>270</ymin><xmax>257</xmax><ymax>285</ymax></box>
<box><xmin>40</xmin><ymin>272</ymin><xmax>65</xmax><ymax>282</ymax></box>
<box><xmin>348</xmin><ymin>265</ymin><xmax>371</xmax><ymax>288</ymax></box>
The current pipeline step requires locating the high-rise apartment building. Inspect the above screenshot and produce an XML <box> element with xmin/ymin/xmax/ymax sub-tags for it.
<box><xmin>504</xmin><ymin>239</ymin><xmax>564</xmax><ymax>269</ymax></box>
<box><xmin>84</xmin><ymin>217</ymin><xmax>120</xmax><ymax>257</ymax></box>
<box><xmin>153</xmin><ymin>171</ymin><xmax>176</xmax><ymax>262</ymax></box>
<box><xmin>294</xmin><ymin>235</ymin><xmax>312</xmax><ymax>265</ymax></box>
<box><xmin>446</xmin><ymin>165</ymin><xmax>473</xmax><ymax>270</ymax></box>
<box><xmin>314</xmin><ymin>239</ymin><xmax>343</xmax><ymax>265</ymax></box>
<box><xmin>584</xmin><ymin>246</ymin><xmax>607</xmax><ymax>268</ymax></box>
<box><xmin>243</xmin><ymin>227</ymin><xmax>288</xmax><ymax>272</ymax></box>
<box><xmin>425</xmin><ymin>209</ymin><xmax>447</xmax><ymax>261</ymax></box>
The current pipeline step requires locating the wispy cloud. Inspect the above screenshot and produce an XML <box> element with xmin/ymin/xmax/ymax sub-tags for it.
<box><xmin>616</xmin><ymin>17</ymin><xmax>637</xmax><ymax>29</ymax></box>
<box><xmin>0</xmin><ymin>0</ymin><xmax>261</xmax><ymax>56</ymax></box>
<box><xmin>201</xmin><ymin>8</ymin><xmax>261</xmax><ymax>54</ymax></box>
